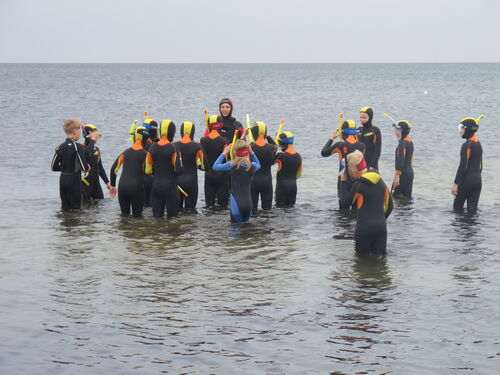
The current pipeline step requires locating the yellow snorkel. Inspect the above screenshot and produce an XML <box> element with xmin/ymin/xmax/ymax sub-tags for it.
<box><xmin>337</xmin><ymin>113</ymin><xmax>343</xmax><ymax>135</ymax></box>
<box><xmin>230</xmin><ymin>129</ymin><xmax>239</xmax><ymax>159</ymax></box>
<box><xmin>383</xmin><ymin>112</ymin><xmax>397</xmax><ymax>125</ymax></box>
<box><xmin>246</xmin><ymin>114</ymin><xmax>254</xmax><ymax>143</ymax></box>
<box><xmin>204</xmin><ymin>108</ymin><xmax>209</xmax><ymax>131</ymax></box>
<box><xmin>475</xmin><ymin>114</ymin><xmax>485</xmax><ymax>123</ymax></box>
<box><xmin>177</xmin><ymin>185</ymin><xmax>188</xmax><ymax>197</ymax></box>
<box><xmin>275</xmin><ymin>120</ymin><xmax>285</xmax><ymax>145</ymax></box>
<box><xmin>129</xmin><ymin>120</ymin><xmax>138</xmax><ymax>144</ymax></box>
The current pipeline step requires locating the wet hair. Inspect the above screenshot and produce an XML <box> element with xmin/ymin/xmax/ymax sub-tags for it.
<box><xmin>231</xmin><ymin>139</ymin><xmax>252</xmax><ymax>171</ymax></box>
<box><xmin>63</xmin><ymin>118</ymin><xmax>81</xmax><ymax>135</ymax></box>
<box><xmin>347</xmin><ymin>150</ymin><xmax>366</xmax><ymax>175</ymax></box>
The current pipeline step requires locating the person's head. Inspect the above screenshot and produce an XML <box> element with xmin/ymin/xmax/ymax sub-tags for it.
<box><xmin>231</xmin><ymin>139</ymin><xmax>252</xmax><ymax>171</ymax></box>
<box><xmin>63</xmin><ymin>118</ymin><xmax>82</xmax><ymax>140</ymax></box>
<box><xmin>82</xmin><ymin>124</ymin><xmax>102</xmax><ymax>142</ymax></box>
<box><xmin>393</xmin><ymin>120</ymin><xmax>411</xmax><ymax>140</ymax></box>
<box><xmin>180</xmin><ymin>121</ymin><xmax>195</xmax><ymax>140</ymax></box>
<box><xmin>458</xmin><ymin>117</ymin><xmax>479</xmax><ymax>139</ymax></box>
<box><xmin>219</xmin><ymin>98</ymin><xmax>233</xmax><ymax>118</ymax></box>
<box><xmin>359</xmin><ymin>106</ymin><xmax>373</xmax><ymax>127</ymax></box>
<box><xmin>340</xmin><ymin>119</ymin><xmax>358</xmax><ymax>141</ymax></box>
<box><xmin>159</xmin><ymin>120</ymin><xmax>176</xmax><ymax>142</ymax></box>
<box><xmin>251</xmin><ymin>121</ymin><xmax>267</xmax><ymax>141</ymax></box>
<box><xmin>208</xmin><ymin>115</ymin><xmax>224</xmax><ymax>131</ymax></box>
<box><xmin>346</xmin><ymin>150</ymin><xmax>368</xmax><ymax>180</ymax></box>
<box><xmin>277</xmin><ymin>131</ymin><xmax>294</xmax><ymax>151</ymax></box>
<box><xmin>143</xmin><ymin>119</ymin><xmax>158</xmax><ymax>141</ymax></box>
<box><xmin>131</xmin><ymin>126</ymin><xmax>149</xmax><ymax>144</ymax></box>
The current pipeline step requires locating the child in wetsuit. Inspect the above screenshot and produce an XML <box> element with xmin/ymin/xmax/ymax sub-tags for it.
<box><xmin>451</xmin><ymin>117</ymin><xmax>483</xmax><ymax>212</ymax></box>
<box><xmin>109</xmin><ymin>126</ymin><xmax>148</xmax><ymax>216</ymax></box>
<box><xmin>274</xmin><ymin>131</ymin><xmax>302</xmax><ymax>207</ymax></box>
<box><xmin>81</xmin><ymin>124</ymin><xmax>111</xmax><ymax>200</ymax></box>
<box><xmin>392</xmin><ymin>120</ymin><xmax>414</xmax><ymax>199</ymax></box>
<box><xmin>51</xmin><ymin>118</ymin><xmax>93</xmax><ymax>210</ymax></box>
<box><xmin>358</xmin><ymin>106</ymin><xmax>382</xmax><ymax>170</ymax></box>
<box><xmin>249</xmin><ymin>121</ymin><xmax>277</xmax><ymax>210</ymax></box>
<box><xmin>213</xmin><ymin>140</ymin><xmax>261</xmax><ymax>222</ymax></box>
<box><xmin>339</xmin><ymin>150</ymin><xmax>393</xmax><ymax>256</ymax></box>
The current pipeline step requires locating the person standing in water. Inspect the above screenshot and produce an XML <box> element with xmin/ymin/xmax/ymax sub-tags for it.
<box><xmin>274</xmin><ymin>131</ymin><xmax>302</xmax><ymax>207</ymax></box>
<box><xmin>358</xmin><ymin>106</ymin><xmax>382</xmax><ymax>170</ymax></box>
<box><xmin>218</xmin><ymin>98</ymin><xmax>244</xmax><ymax>143</ymax></box>
<box><xmin>145</xmin><ymin>120</ymin><xmax>183</xmax><ymax>218</ymax></box>
<box><xmin>339</xmin><ymin>150</ymin><xmax>393</xmax><ymax>256</ymax></box>
<box><xmin>200</xmin><ymin>115</ymin><xmax>229</xmax><ymax>207</ymax></box>
<box><xmin>213</xmin><ymin>140</ymin><xmax>261</xmax><ymax>222</ymax></box>
<box><xmin>174</xmin><ymin>121</ymin><xmax>203</xmax><ymax>211</ymax></box>
<box><xmin>51</xmin><ymin>118</ymin><xmax>93</xmax><ymax>210</ymax></box>
<box><xmin>321</xmin><ymin>119</ymin><xmax>365</xmax><ymax>206</ymax></box>
<box><xmin>81</xmin><ymin>124</ymin><xmax>111</xmax><ymax>201</ymax></box>
<box><xmin>249</xmin><ymin>121</ymin><xmax>277</xmax><ymax>210</ymax></box>
<box><xmin>392</xmin><ymin>120</ymin><xmax>414</xmax><ymax>199</ymax></box>
<box><xmin>451</xmin><ymin>117</ymin><xmax>483</xmax><ymax>213</ymax></box>
<box><xmin>109</xmin><ymin>126</ymin><xmax>148</xmax><ymax>217</ymax></box>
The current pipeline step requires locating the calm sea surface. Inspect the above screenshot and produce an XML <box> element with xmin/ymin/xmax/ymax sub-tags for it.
<box><xmin>0</xmin><ymin>63</ymin><xmax>499</xmax><ymax>374</ymax></box>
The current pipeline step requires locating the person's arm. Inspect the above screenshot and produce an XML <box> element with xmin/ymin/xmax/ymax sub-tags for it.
<box><xmin>250</xmin><ymin>153</ymin><xmax>261</xmax><ymax>171</ymax></box>
<box><xmin>51</xmin><ymin>146</ymin><xmax>61</xmax><ymax>171</ymax></box>
<box><xmin>212</xmin><ymin>153</ymin><xmax>232</xmax><ymax>171</ymax></box>
<box><xmin>296</xmin><ymin>155</ymin><xmax>302</xmax><ymax>179</ymax></box>
<box><xmin>454</xmin><ymin>142</ymin><xmax>469</xmax><ymax>185</ymax></box>
<box><xmin>372</xmin><ymin>126</ymin><xmax>382</xmax><ymax>168</ymax></box>
<box><xmin>266</xmin><ymin>135</ymin><xmax>276</xmax><ymax>146</ymax></box>
<box><xmin>110</xmin><ymin>153</ymin><xmax>124</xmax><ymax>186</ymax></box>
<box><xmin>84</xmin><ymin>139</ymin><xmax>95</xmax><ymax>157</ymax></box>
<box><xmin>393</xmin><ymin>140</ymin><xmax>404</xmax><ymax>187</ymax></box>
<box><xmin>97</xmin><ymin>151</ymin><xmax>110</xmax><ymax>185</ymax></box>
<box><xmin>235</xmin><ymin>121</ymin><xmax>244</xmax><ymax>138</ymax></box>
<box><xmin>384</xmin><ymin>185</ymin><xmax>393</xmax><ymax>219</ymax></box>
<box><xmin>172</xmin><ymin>147</ymin><xmax>184</xmax><ymax>176</ymax></box>
<box><xmin>145</xmin><ymin>152</ymin><xmax>154</xmax><ymax>175</ymax></box>
<box><xmin>321</xmin><ymin>129</ymin><xmax>341</xmax><ymax>157</ymax></box>
<box><xmin>339</xmin><ymin>178</ymin><xmax>361</xmax><ymax>209</ymax></box>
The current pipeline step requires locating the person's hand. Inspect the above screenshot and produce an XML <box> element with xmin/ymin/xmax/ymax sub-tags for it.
<box><xmin>106</xmin><ymin>182</ymin><xmax>111</xmax><ymax>191</ymax></box>
<box><xmin>222</xmin><ymin>145</ymin><xmax>231</xmax><ymax>156</ymax></box>
<box><xmin>331</xmin><ymin>129</ymin><xmax>339</xmax><ymax>140</ymax></box>
<box><xmin>249</xmin><ymin>147</ymin><xmax>254</xmax><ymax>155</ymax></box>
<box><xmin>109</xmin><ymin>186</ymin><xmax>117</xmax><ymax>198</ymax></box>
<box><xmin>393</xmin><ymin>175</ymin><xmax>400</xmax><ymax>188</ymax></box>
<box><xmin>340</xmin><ymin>168</ymin><xmax>347</xmax><ymax>181</ymax></box>
<box><xmin>240</xmin><ymin>128</ymin><xmax>247</xmax><ymax>140</ymax></box>
<box><xmin>451</xmin><ymin>184</ymin><xmax>458</xmax><ymax>197</ymax></box>
<box><xmin>89</xmin><ymin>131</ymin><xmax>99</xmax><ymax>142</ymax></box>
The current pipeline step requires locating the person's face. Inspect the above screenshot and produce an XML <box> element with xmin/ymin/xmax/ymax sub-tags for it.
<box><xmin>360</xmin><ymin>112</ymin><xmax>369</xmax><ymax>125</ymax></box>
<box><xmin>394</xmin><ymin>128</ymin><xmax>401</xmax><ymax>139</ymax></box>
<box><xmin>348</xmin><ymin>167</ymin><xmax>363</xmax><ymax>180</ymax></box>
<box><xmin>220</xmin><ymin>103</ymin><xmax>231</xmax><ymax>117</ymax></box>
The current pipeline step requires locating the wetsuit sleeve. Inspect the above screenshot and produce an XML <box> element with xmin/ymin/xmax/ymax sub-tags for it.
<box><xmin>98</xmin><ymin>154</ymin><xmax>109</xmax><ymax>184</ymax></box>
<box><xmin>395</xmin><ymin>141</ymin><xmax>405</xmax><ymax>175</ymax></box>
<box><xmin>321</xmin><ymin>139</ymin><xmax>335</xmax><ymax>157</ymax></box>
<box><xmin>235</xmin><ymin>121</ymin><xmax>244</xmax><ymax>136</ymax></box>
<box><xmin>51</xmin><ymin>146</ymin><xmax>61</xmax><ymax>171</ymax></box>
<box><xmin>339</xmin><ymin>180</ymin><xmax>360</xmax><ymax>209</ymax></box>
<box><xmin>384</xmin><ymin>186</ymin><xmax>393</xmax><ymax>219</ymax></box>
<box><xmin>84</xmin><ymin>140</ymin><xmax>95</xmax><ymax>157</ymax></box>
<box><xmin>251</xmin><ymin>153</ymin><xmax>261</xmax><ymax>171</ymax></box>
<box><xmin>454</xmin><ymin>142</ymin><xmax>469</xmax><ymax>185</ymax></box>
<box><xmin>372</xmin><ymin>127</ymin><xmax>382</xmax><ymax>168</ymax></box>
<box><xmin>172</xmin><ymin>149</ymin><xmax>184</xmax><ymax>176</ymax></box>
<box><xmin>77</xmin><ymin>143</ymin><xmax>90</xmax><ymax>171</ymax></box>
<box><xmin>296</xmin><ymin>158</ymin><xmax>302</xmax><ymax>179</ymax></box>
<box><xmin>110</xmin><ymin>154</ymin><xmax>124</xmax><ymax>186</ymax></box>
<box><xmin>145</xmin><ymin>152</ymin><xmax>154</xmax><ymax>175</ymax></box>
<box><xmin>212</xmin><ymin>153</ymin><xmax>232</xmax><ymax>171</ymax></box>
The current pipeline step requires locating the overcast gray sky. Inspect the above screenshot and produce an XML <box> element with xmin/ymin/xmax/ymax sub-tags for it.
<box><xmin>1</xmin><ymin>0</ymin><xmax>499</xmax><ymax>63</ymax></box>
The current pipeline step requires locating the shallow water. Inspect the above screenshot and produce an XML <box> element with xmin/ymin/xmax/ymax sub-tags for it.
<box><xmin>1</xmin><ymin>63</ymin><xmax>500</xmax><ymax>374</ymax></box>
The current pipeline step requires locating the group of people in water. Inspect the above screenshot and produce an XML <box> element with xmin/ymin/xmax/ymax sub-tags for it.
<box><xmin>51</xmin><ymin>98</ymin><xmax>484</xmax><ymax>255</ymax></box>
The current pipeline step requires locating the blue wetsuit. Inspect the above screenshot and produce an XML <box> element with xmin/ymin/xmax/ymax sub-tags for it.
<box><xmin>213</xmin><ymin>153</ymin><xmax>261</xmax><ymax>222</ymax></box>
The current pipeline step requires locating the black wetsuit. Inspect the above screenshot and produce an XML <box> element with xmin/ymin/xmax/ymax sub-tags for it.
<box><xmin>81</xmin><ymin>142</ymin><xmax>109</xmax><ymax>200</ymax></box>
<box><xmin>174</xmin><ymin>138</ymin><xmax>203</xmax><ymax>210</ymax></box>
<box><xmin>393</xmin><ymin>136</ymin><xmax>414</xmax><ymax>199</ymax></box>
<box><xmin>251</xmin><ymin>136</ymin><xmax>277</xmax><ymax>210</ymax></box>
<box><xmin>142</xmin><ymin>138</ymin><xmax>154</xmax><ymax>207</ymax></box>
<box><xmin>220</xmin><ymin>117</ymin><xmax>244</xmax><ymax>144</ymax></box>
<box><xmin>321</xmin><ymin>136</ymin><xmax>366</xmax><ymax>205</ymax></box>
<box><xmin>274</xmin><ymin>146</ymin><xmax>302</xmax><ymax>207</ymax></box>
<box><xmin>146</xmin><ymin>139</ymin><xmax>183</xmax><ymax>217</ymax></box>
<box><xmin>52</xmin><ymin>138</ymin><xmax>92</xmax><ymax>209</ymax></box>
<box><xmin>358</xmin><ymin>125</ymin><xmax>382</xmax><ymax>170</ymax></box>
<box><xmin>454</xmin><ymin>136</ymin><xmax>482</xmax><ymax>212</ymax></box>
<box><xmin>110</xmin><ymin>143</ymin><xmax>147</xmax><ymax>216</ymax></box>
<box><xmin>200</xmin><ymin>131</ymin><xmax>229</xmax><ymax>207</ymax></box>
<box><xmin>213</xmin><ymin>153</ymin><xmax>261</xmax><ymax>222</ymax></box>
<box><xmin>339</xmin><ymin>171</ymin><xmax>393</xmax><ymax>255</ymax></box>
